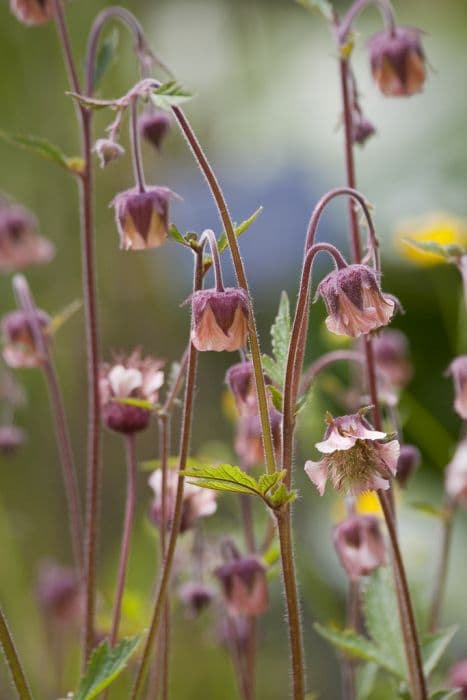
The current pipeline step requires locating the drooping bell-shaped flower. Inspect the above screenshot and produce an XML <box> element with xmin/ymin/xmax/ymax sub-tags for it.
<box><xmin>190</xmin><ymin>288</ymin><xmax>249</xmax><ymax>352</ymax></box>
<box><xmin>373</xmin><ymin>329</ymin><xmax>413</xmax><ymax>389</ymax></box>
<box><xmin>396</xmin><ymin>444</ymin><xmax>421</xmax><ymax>487</ymax></box>
<box><xmin>215</xmin><ymin>554</ymin><xmax>268</xmax><ymax>617</ymax></box>
<box><xmin>36</xmin><ymin>560</ymin><xmax>82</xmax><ymax>625</ymax></box>
<box><xmin>111</xmin><ymin>186</ymin><xmax>173</xmax><ymax>251</ymax></box>
<box><xmin>139</xmin><ymin>111</ymin><xmax>171</xmax><ymax>151</ymax></box>
<box><xmin>93</xmin><ymin>139</ymin><xmax>125</xmax><ymax>168</ymax></box>
<box><xmin>10</xmin><ymin>0</ymin><xmax>55</xmax><ymax>26</ymax></box>
<box><xmin>234</xmin><ymin>408</ymin><xmax>282</xmax><ymax>468</ymax></box>
<box><xmin>2</xmin><ymin>309</ymin><xmax>50</xmax><ymax>369</ymax></box>
<box><xmin>305</xmin><ymin>410</ymin><xmax>399</xmax><ymax>496</ymax></box>
<box><xmin>0</xmin><ymin>202</ymin><xmax>54</xmax><ymax>273</ymax></box>
<box><xmin>368</xmin><ymin>27</ymin><xmax>426</xmax><ymax>97</ymax></box>
<box><xmin>333</xmin><ymin>514</ymin><xmax>386</xmax><ymax>580</ymax></box>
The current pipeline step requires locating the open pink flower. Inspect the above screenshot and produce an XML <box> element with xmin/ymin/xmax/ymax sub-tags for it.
<box><xmin>190</xmin><ymin>288</ymin><xmax>249</xmax><ymax>352</ymax></box>
<box><xmin>368</xmin><ymin>27</ymin><xmax>426</xmax><ymax>97</ymax></box>
<box><xmin>447</xmin><ymin>356</ymin><xmax>467</xmax><ymax>420</ymax></box>
<box><xmin>316</xmin><ymin>264</ymin><xmax>396</xmax><ymax>338</ymax></box>
<box><xmin>333</xmin><ymin>515</ymin><xmax>385</xmax><ymax>580</ymax></box>
<box><xmin>305</xmin><ymin>411</ymin><xmax>399</xmax><ymax>496</ymax></box>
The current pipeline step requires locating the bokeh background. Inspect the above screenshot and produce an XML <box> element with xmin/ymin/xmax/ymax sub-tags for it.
<box><xmin>0</xmin><ymin>0</ymin><xmax>467</xmax><ymax>697</ymax></box>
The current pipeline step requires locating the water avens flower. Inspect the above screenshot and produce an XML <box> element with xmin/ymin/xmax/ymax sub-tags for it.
<box><xmin>373</xmin><ymin>329</ymin><xmax>413</xmax><ymax>389</ymax></box>
<box><xmin>316</xmin><ymin>264</ymin><xmax>396</xmax><ymax>338</ymax></box>
<box><xmin>93</xmin><ymin>139</ymin><xmax>125</xmax><ymax>168</ymax></box>
<box><xmin>445</xmin><ymin>439</ymin><xmax>467</xmax><ymax>509</ymax></box>
<box><xmin>190</xmin><ymin>288</ymin><xmax>249</xmax><ymax>352</ymax></box>
<box><xmin>368</xmin><ymin>27</ymin><xmax>426</xmax><ymax>97</ymax></box>
<box><xmin>10</xmin><ymin>0</ymin><xmax>55</xmax><ymax>25</ymax></box>
<box><xmin>305</xmin><ymin>410</ymin><xmax>400</xmax><ymax>496</ymax></box>
<box><xmin>396</xmin><ymin>444</ymin><xmax>421</xmax><ymax>487</ymax></box>
<box><xmin>0</xmin><ymin>202</ymin><xmax>54</xmax><ymax>273</ymax></box>
<box><xmin>178</xmin><ymin>581</ymin><xmax>216</xmax><ymax>616</ymax></box>
<box><xmin>2</xmin><ymin>309</ymin><xmax>50</xmax><ymax>368</ymax></box>
<box><xmin>100</xmin><ymin>352</ymin><xmax>164</xmax><ymax>434</ymax></box>
<box><xmin>111</xmin><ymin>186</ymin><xmax>173</xmax><ymax>250</ymax></box>
<box><xmin>215</xmin><ymin>554</ymin><xmax>268</xmax><ymax>617</ymax></box>
<box><xmin>449</xmin><ymin>660</ymin><xmax>467</xmax><ymax>698</ymax></box>
<box><xmin>333</xmin><ymin>514</ymin><xmax>385</xmax><ymax>580</ymax></box>
<box><xmin>0</xmin><ymin>425</ymin><xmax>26</xmax><ymax>454</ymax></box>
<box><xmin>235</xmin><ymin>408</ymin><xmax>281</xmax><ymax>468</ymax></box>
<box><xmin>148</xmin><ymin>469</ymin><xmax>217</xmax><ymax>533</ymax></box>
<box><xmin>447</xmin><ymin>356</ymin><xmax>467</xmax><ymax>420</ymax></box>
<box><xmin>139</xmin><ymin>111</ymin><xmax>171</xmax><ymax>151</ymax></box>
<box><xmin>36</xmin><ymin>560</ymin><xmax>81</xmax><ymax>624</ymax></box>
<box><xmin>226</xmin><ymin>360</ymin><xmax>270</xmax><ymax>416</ymax></box>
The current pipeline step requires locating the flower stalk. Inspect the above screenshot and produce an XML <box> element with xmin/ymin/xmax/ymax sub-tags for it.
<box><xmin>0</xmin><ymin>606</ymin><xmax>33</xmax><ymax>700</ymax></box>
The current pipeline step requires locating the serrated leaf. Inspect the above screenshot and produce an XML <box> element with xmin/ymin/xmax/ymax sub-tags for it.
<box><xmin>268</xmin><ymin>384</ymin><xmax>283</xmax><ymax>412</ymax></box>
<box><xmin>296</xmin><ymin>0</ymin><xmax>334</xmax><ymax>21</ymax></box>
<box><xmin>409</xmin><ymin>501</ymin><xmax>446</xmax><ymax>519</ymax></box>
<box><xmin>271</xmin><ymin>291</ymin><xmax>291</xmax><ymax>373</ymax></box>
<box><xmin>140</xmin><ymin>456</ymin><xmax>204</xmax><ymax>472</ymax></box>
<box><xmin>403</xmin><ymin>238</ymin><xmax>466</xmax><ymax>261</ymax></box>
<box><xmin>261</xmin><ymin>354</ymin><xmax>283</xmax><ymax>388</ymax></box>
<box><xmin>314</xmin><ymin>624</ymin><xmax>403</xmax><ymax>677</ymax></box>
<box><xmin>168</xmin><ymin>224</ymin><xmax>187</xmax><ymax>246</ymax></box>
<box><xmin>217</xmin><ymin>206</ymin><xmax>263</xmax><ymax>254</ymax></box>
<box><xmin>356</xmin><ymin>662</ymin><xmax>378</xmax><ymax>700</ymax></box>
<box><xmin>50</xmin><ymin>299</ymin><xmax>82</xmax><ymax>334</ymax></box>
<box><xmin>422</xmin><ymin>625</ymin><xmax>458</xmax><ymax>678</ymax></box>
<box><xmin>74</xmin><ymin>633</ymin><xmax>144</xmax><ymax>700</ymax></box>
<box><xmin>362</xmin><ymin>568</ymin><xmax>407</xmax><ymax>679</ymax></box>
<box><xmin>258</xmin><ymin>470</ymin><xmax>287</xmax><ymax>496</ymax></box>
<box><xmin>182</xmin><ymin>464</ymin><xmax>260</xmax><ymax>496</ymax></box>
<box><xmin>150</xmin><ymin>81</ymin><xmax>193</xmax><ymax>111</ymax></box>
<box><xmin>0</xmin><ymin>130</ymin><xmax>77</xmax><ymax>173</ymax></box>
<box><xmin>94</xmin><ymin>28</ymin><xmax>119</xmax><ymax>90</ymax></box>
<box><xmin>267</xmin><ymin>483</ymin><xmax>297</xmax><ymax>509</ymax></box>
<box><xmin>114</xmin><ymin>397</ymin><xmax>154</xmax><ymax>410</ymax></box>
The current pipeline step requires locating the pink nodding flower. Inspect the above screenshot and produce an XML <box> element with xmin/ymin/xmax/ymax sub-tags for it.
<box><xmin>139</xmin><ymin>111</ymin><xmax>171</xmax><ymax>151</ymax></box>
<box><xmin>36</xmin><ymin>560</ymin><xmax>82</xmax><ymax>625</ymax></box>
<box><xmin>190</xmin><ymin>288</ymin><xmax>249</xmax><ymax>352</ymax></box>
<box><xmin>215</xmin><ymin>555</ymin><xmax>268</xmax><ymax>617</ymax></box>
<box><xmin>445</xmin><ymin>439</ymin><xmax>467</xmax><ymax>510</ymax></box>
<box><xmin>305</xmin><ymin>411</ymin><xmax>400</xmax><ymax>496</ymax></box>
<box><xmin>368</xmin><ymin>27</ymin><xmax>426</xmax><ymax>97</ymax></box>
<box><xmin>111</xmin><ymin>187</ymin><xmax>173</xmax><ymax>251</ymax></box>
<box><xmin>396</xmin><ymin>444</ymin><xmax>421</xmax><ymax>488</ymax></box>
<box><xmin>0</xmin><ymin>202</ymin><xmax>54</xmax><ymax>273</ymax></box>
<box><xmin>316</xmin><ymin>264</ymin><xmax>396</xmax><ymax>338</ymax></box>
<box><xmin>333</xmin><ymin>515</ymin><xmax>386</xmax><ymax>580</ymax></box>
<box><xmin>2</xmin><ymin>309</ymin><xmax>50</xmax><ymax>369</ymax></box>
<box><xmin>99</xmin><ymin>351</ymin><xmax>164</xmax><ymax>434</ymax></box>
<box><xmin>10</xmin><ymin>0</ymin><xmax>55</xmax><ymax>25</ymax></box>
<box><xmin>93</xmin><ymin>139</ymin><xmax>125</xmax><ymax>168</ymax></box>
<box><xmin>447</xmin><ymin>356</ymin><xmax>467</xmax><ymax>420</ymax></box>
<box><xmin>373</xmin><ymin>329</ymin><xmax>413</xmax><ymax>389</ymax></box>
<box><xmin>148</xmin><ymin>469</ymin><xmax>217</xmax><ymax>533</ymax></box>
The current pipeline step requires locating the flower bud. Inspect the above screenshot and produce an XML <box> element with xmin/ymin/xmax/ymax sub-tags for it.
<box><xmin>305</xmin><ymin>410</ymin><xmax>399</xmax><ymax>496</ymax></box>
<box><xmin>100</xmin><ymin>352</ymin><xmax>164</xmax><ymax>434</ymax></box>
<box><xmin>190</xmin><ymin>288</ymin><xmax>249</xmax><ymax>352</ymax></box>
<box><xmin>0</xmin><ymin>202</ymin><xmax>54</xmax><ymax>273</ymax></box>
<box><xmin>445</xmin><ymin>439</ymin><xmax>467</xmax><ymax>509</ymax></box>
<box><xmin>111</xmin><ymin>187</ymin><xmax>173</xmax><ymax>251</ymax></box>
<box><xmin>93</xmin><ymin>139</ymin><xmax>125</xmax><ymax>168</ymax></box>
<box><xmin>2</xmin><ymin>309</ymin><xmax>50</xmax><ymax>369</ymax></box>
<box><xmin>215</xmin><ymin>555</ymin><xmax>268</xmax><ymax>617</ymax></box>
<box><xmin>234</xmin><ymin>409</ymin><xmax>281</xmax><ymax>468</ymax></box>
<box><xmin>36</xmin><ymin>560</ymin><xmax>81</xmax><ymax>624</ymax></box>
<box><xmin>333</xmin><ymin>515</ymin><xmax>385</xmax><ymax>580</ymax></box>
<box><xmin>10</xmin><ymin>0</ymin><xmax>55</xmax><ymax>26</ymax></box>
<box><xmin>447</xmin><ymin>356</ymin><xmax>467</xmax><ymax>420</ymax></box>
<box><xmin>148</xmin><ymin>469</ymin><xmax>217</xmax><ymax>533</ymax></box>
<box><xmin>352</xmin><ymin>116</ymin><xmax>376</xmax><ymax>146</ymax></box>
<box><xmin>226</xmin><ymin>360</ymin><xmax>271</xmax><ymax>416</ymax></box>
<box><xmin>449</xmin><ymin>659</ymin><xmax>467</xmax><ymax>698</ymax></box>
<box><xmin>368</xmin><ymin>27</ymin><xmax>426</xmax><ymax>97</ymax></box>
<box><xmin>139</xmin><ymin>111</ymin><xmax>171</xmax><ymax>150</ymax></box>
<box><xmin>178</xmin><ymin>581</ymin><xmax>215</xmax><ymax>616</ymax></box>
<box><xmin>315</xmin><ymin>264</ymin><xmax>396</xmax><ymax>338</ymax></box>
<box><xmin>373</xmin><ymin>329</ymin><xmax>413</xmax><ymax>389</ymax></box>
<box><xmin>396</xmin><ymin>444</ymin><xmax>421</xmax><ymax>487</ymax></box>
<box><xmin>0</xmin><ymin>425</ymin><xmax>26</xmax><ymax>454</ymax></box>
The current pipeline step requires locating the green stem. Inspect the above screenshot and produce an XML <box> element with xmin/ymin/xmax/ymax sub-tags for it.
<box><xmin>0</xmin><ymin>606</ymin><xmax>33</xmax><ymax>700</ymax></box>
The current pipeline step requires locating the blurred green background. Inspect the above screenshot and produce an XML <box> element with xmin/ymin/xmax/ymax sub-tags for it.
<box><xmin>0</xmin><ymin>0</ymin><xmax>467</xmax><ymax>698</ymax></box>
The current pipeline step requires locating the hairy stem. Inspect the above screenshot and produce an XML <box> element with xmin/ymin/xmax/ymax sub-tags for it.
<box><xmin>199</xmin><ymin>229</ymin><xmax>225</xmax><ymax>292</ymax></box>
<box><xmin>338</xmin><ymin>0</ymin><xmax>396</xmax><ymax>44</ymax></box>
<box><xmin>130</xmin><ymin>98</ymin><xmax>146</xmax><ymax>193</ymax></box>
<box><xmin>0</xmin><ymin>606</ymin><xmax>33</xmax><ymax>700</ymax></box>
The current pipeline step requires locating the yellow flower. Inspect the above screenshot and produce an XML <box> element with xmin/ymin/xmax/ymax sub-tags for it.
<box><xmin>396</xmin><ymin>212</ymin><xmax>467</xmax><ymax>266</ymax></box>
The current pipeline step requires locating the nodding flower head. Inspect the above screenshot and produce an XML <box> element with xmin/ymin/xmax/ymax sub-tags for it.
<box><xmin>445</xmin><ymin>439</ymin><xmax>467</xmax><ymax>509</ymax></box>
<box><xmin>0</xmin><ymin>425</ymin><xmax>26</xmax><ymax>454</ymax></box>
<box><xmin>396</xmin><ymin>443</ymin><xmax>421</xmax><ymax>487</ymax></box>
<box><xmin>148</xmin><ymin>469</ymin><xmax>217</xmax><ymax>533</ymax></box>
<box><xmin>10</xmin><ymin>0</ymin><xmax>55</xmax><ymax>25</ymax></box>
<box><xmin>36</xmin><ymin>560</ymin><xmax>82</xmax><ymax>624</ymax></box>
<box><xmin>234</xmin><ymin>408</ymin><xmax>282</xmax><ymax>468</ymax></box>
<box><xmin>449</xmin><ymin>659</ymin><xmax>467</xmax><ymax>698</ymax></box>
<box><xmin>333</xmin><ymin>514</ymin><xmax>385</xmax><ymax>580</ymax></box>
<box><xmin>316</xmin><ymin>264</ymin><xmax>396</xmax><ymax>338</ymax></box>
<box><xmin>99</xmin><ymin>351</ymin><xmax>164</xmax><ymax>434</ymax></box>
<box><xmin>190</xmin><ymin>288</ymin><xmax>249</xmax><ymax>352</ymax></box>
<box><xmin>111</xmin><ymin>186</ymin><xmax>173</xmax><ymax>251</ymax></box>
<box><xmin>226</xmin><ymin>360</ymin><xmax>270</xmax><ymax>416</ymax></box>
<box><xmin>2</xmin><ymin>309</ymin><xmax>50</xmax><ymax>369</ymax></box>
<box><xmin>352</xmin><ymin>115</ymin><xmax>376</xmax><ymax>146</ymax></box>
<box><xmin>368</xmin><ymin>27</ymin><xmax>426</xmax><ymax>97</ymax></box>
<box><xmin>305</xmin><ymin>410</ymin><xmax>400</xmax><ymax>496</ymax></box>
<box><xmin>93</xmin><ymin>139</ymin><xmax>125</xmax><ymax>169</ymax></box>
<box><xmin>215</xmin><ymin>549</ymin><xmax>268</xmax><ymax>617</ymax></box>
<box><xmin>178</xmin><ymin>581</ymin><xmax>216</xmax><ymax>617</ymax></box>
<box><xmin>0</xmin><ymin>202</ymin><xmax>54</xmax><ymax>273</ymax></box>
<box><xmin>139</xmin><ymin>111</ymin><xmax>171</xmax><ymax>151</ymax></box>
<box><xmin>373</xmin><ymin>329</ymin><xmax>413</xmax><ymax>389</ymax></box>
<box><xmin>447</xmin><ymin>356</ymin><xmax>467</xmax><ymax>420</ymax></box>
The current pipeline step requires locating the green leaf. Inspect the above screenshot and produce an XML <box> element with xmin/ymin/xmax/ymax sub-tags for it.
<box><xmin>268</xmin><ymin>385</ymin><xmax>283</xmax><ymax>412</ymax></box>
<box><xmin>74</xmin><ymin>633</ymin><xmax>144</xmax><ymax>700</ymax></box>
<box><xmin>217</xmin><ymin>206</ymin><xmax>263</xmax><ymax>254</ymax></box>
<box><xmin>182</xmin><ymin>464</ymin><xmax>261</xmax><ymax>496</ymax></box>
<box><xmin>258</xmin><ymin>470</ymin><xmax>287</xmax><ymax>496</ymax></box>
<box><xmin>429</xmin><ymin>691</ymin><xmax>460</xmax><ymax>700</ymax></box>
<box><xmin>267</xmin><ymin>483</ymin><xmax>297</xmax><ymax>509</ymax></box>
<box><xmin>150</xmin><ymin>81</ymin><xmax>193</xmax><ymax>111</ymax></box>
<box><xmin>295</xmin><ymin>0</ymin><xmax>334</xmax><ymax>21</ymax></box>
<box><xmin>0</xmin><ymin>130</ymin><xmax>81</xmax><ymax>173</ymax></box>
<box><xmin>114</xmin><ymin>397</ymin><xmax>154</xmax><ymax>411</ymax></box>
<box><xmin>314</xmin><ymin>624</ymin><xmax>403</xmax><ymax>677</ymax></box>
<box><xmin>356</xmin><ymin>662</ymin><xmax>378</xmax><ymax>700</ymax></box>
<box><xmin>403</xmin><ymin>238</ymin><xmax>466</xmax><ymax>261</ymax></box>
<box><xmin>94</xmin><ymin>28</ymin><xmax>119</xmax><ymax>90</ymax></box>
<box><xmin>50</xmin><ymin>299</ymin><xmax>82</xmax><ymax>334</ymax></box>
<box><xmin>261</xmin><ymin>354</ymin><xmax>283</xmax><ymax>388</ymax></box>
<box><xmin>168</xmin><ymin>224</ymin><xmax>188</xmax><ymax>246</ymax></box>
<box><xmin>262</xmin><ymin>543</ymin><xmax>280</xmax><ymax>567</ymax></box>
<box><xmin>422</xmin><ymin>625</ymin><xmax>458</xmax><ymax>678</ymax></box>
<box><xmin>409</xmin><ymin>501</ymin><xmax>447</xmax><ymax>519</ymax></box>
<box><xmin>262</xmin><ymin>291</ymin><xmax>292</xmax><ymax>390</ymax></box>
<box><xmin>362</xmin><ymin>568</ymin><xmax>407</xmax><ymax>679</ymax></box>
